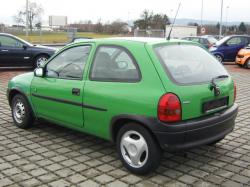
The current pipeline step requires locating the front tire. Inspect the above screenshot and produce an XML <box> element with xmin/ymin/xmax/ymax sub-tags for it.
<box><xmin>117</xmin><ymin>123</ymin><xmax>162</xmax><ymax>175</ymax></box>
<box><xmin>11</xmin><ymin>94</ymin><xmax>34</xmax><ymax>129</ymax></box>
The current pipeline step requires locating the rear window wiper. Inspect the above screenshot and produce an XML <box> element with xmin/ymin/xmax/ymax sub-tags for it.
<box><xmin>210</xmin><ymin>75</ymin><xmax>229</xmax><ymax>95</ymax></box>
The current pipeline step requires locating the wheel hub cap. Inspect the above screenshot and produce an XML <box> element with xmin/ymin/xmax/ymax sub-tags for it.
<box><xmin>120</xmin><ymin>130</ymin><xmax>148</xmax><ymax>168</ymax></box>
<box><xmin>13</xmin><ymin>101</ymin><xmax>25</xmax><ymax>123</ymax></box>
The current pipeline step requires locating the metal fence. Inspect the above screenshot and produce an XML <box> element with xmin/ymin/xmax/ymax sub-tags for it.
<box><xmin>134</xmin><ymin>29</ymin><xmax>165</xmax><ymax>38</ymax></box>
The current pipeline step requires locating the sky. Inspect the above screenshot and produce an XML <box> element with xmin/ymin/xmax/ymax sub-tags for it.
<box><xmin>0</xmin><ymin>0</ymin><xmax>249</xmax><ymax>25</ymax></box>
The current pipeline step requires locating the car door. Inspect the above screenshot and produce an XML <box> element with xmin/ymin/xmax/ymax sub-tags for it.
<box><xmin>224</xmin><ymin>36</ymin><xmax>247</xmax><ymax>61</ymax></box>
<box><xmin>82</xmin><ymin>45</ymin><xmax>143</xmax><ymax>138</ymax></box>
<box><xmin>0</xmin><ymin>35</ymin><xmax>31</xmax><ymax>67</ymax></box>
<box><xmin>31</xmin><ymin>45</ymin><xmax>92</xmax><ymax>128</ymax></box>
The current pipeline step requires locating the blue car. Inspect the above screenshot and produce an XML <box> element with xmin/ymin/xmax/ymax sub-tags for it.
<box><xmin>209</xmin><ymin>35</ymin><xmax>250</xmax><ymax>62</ymax></box>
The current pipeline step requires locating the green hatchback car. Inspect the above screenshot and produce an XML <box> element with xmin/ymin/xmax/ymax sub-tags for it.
<box><xmin>7</xmin><ymin>37</ymin><xmax>238</xmax><ymax>174</ymax></box>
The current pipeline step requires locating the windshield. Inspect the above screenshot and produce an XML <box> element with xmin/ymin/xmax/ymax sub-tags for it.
<box><xmin>154</xmin><ymin>44</ymin><xmax>229</xmax><ymax>85</ymax></box>
<box><xmin>215</xmin><ymin>36</ymin><xmax>230</xmax><ymax>46</ymax></box>
<box><xmin>207</xmin><ymin>37</ymin><xmax>218</xmax><ymax>44</ymax></box>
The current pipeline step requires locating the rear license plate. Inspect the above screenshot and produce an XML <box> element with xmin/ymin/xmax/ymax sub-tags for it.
<box><xmin>202</xmin><ymin>97</ymin><xmax>229</xmax><ymax>113</ymax></box>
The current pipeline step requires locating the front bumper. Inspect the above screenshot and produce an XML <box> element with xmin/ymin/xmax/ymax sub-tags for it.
<box><xmin>235</xmin><ymin>57</ymin><xmax>246</xmax><ymax>65</ymax></box>
<box><xmin>153</xmin><ymin>104</ymin><xmax>238</xmax><ymax>151</ymax></box>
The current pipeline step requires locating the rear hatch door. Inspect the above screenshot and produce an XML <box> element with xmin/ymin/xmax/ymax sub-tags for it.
<box><xmin>147</xmin><ymin>42</ymin><xmax>235</xmax><ymax>120</ymax></box>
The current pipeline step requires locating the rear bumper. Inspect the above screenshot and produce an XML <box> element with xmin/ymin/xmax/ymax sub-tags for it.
<box><xmin>153</xmin><ymin>104</ymin><xmax>238</xmax><ymax>151</ymax></box>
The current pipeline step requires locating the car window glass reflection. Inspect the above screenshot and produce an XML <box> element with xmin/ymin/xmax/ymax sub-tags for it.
<box><xmin>0</xmin><ymin>36</ymin><xmax>23</xmax><ymax>48</ymax></box>
<box><xmin>46</xmin><ymin>46</ymin><xmax>91</xmax><ymax>80</ymax></box>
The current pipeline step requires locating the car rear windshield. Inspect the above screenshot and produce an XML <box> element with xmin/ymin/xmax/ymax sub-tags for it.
<box><xmin>154</xmin><ymin>44</ymin><xmax>229</xmax><ymax>85</ymax></box>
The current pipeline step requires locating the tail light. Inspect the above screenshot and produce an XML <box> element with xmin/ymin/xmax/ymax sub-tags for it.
<box><xmin>158</xmin><ymin>93</ymin><xmax>181</xmax><ymax>123</ymax></box>
<box><xmin>234</xmin><ymin>82</ymin><xmax>236</xmax><ymax>102</ymax></box>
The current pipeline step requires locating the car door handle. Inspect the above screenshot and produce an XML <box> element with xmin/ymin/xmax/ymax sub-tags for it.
<box><xmin>72</xmin><ymin>88</ymin><xmax>80</xmax><ymax>96</ymax></box>
<box><xmin>1</xmin><ymin>49</ymin><xmax>8</xmax><ymax>52</ymax></box>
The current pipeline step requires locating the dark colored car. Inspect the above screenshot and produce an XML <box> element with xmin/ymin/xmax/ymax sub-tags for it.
<box><xmin>209</xmin><ymin>35</ymin><xmax>250</xmax><ymax>62</ymax></box>
<box><xmin>0</xmin><ymin>33</ymin><xmax>56</xmax><ymax>68</ymax></box>
<box><xmin>182</xmin><ymin>36</ymin><xmax>218</xmax><ymax>49</ymax></box>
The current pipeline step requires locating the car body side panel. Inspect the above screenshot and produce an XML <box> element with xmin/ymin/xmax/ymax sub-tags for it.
<box><xmin>82</xmin><ymin>41</ymin><xmax>166</xmax><ymax>140</ymax></box>
<box><xmin>7</xmin><ymin>72</ymin><xmax>36</xmax><ymax>113</ymax></box>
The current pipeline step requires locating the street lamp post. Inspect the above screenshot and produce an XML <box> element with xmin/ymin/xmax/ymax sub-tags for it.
<box><xmin>26</xmin><ymin>0</ymin><xmax>28</xmax><ymax>37</ymax></box>
<box><xmin>219</xmin><ymin>0</ymin><xmax>223</xmax><ymax>39</ymax></box>
<box><xmin>201</xmin><ymin>0</ymin><xmax>204</xmax><ymax>27</ymax></box>
<box><xmin>226</xmin><ymin>6</ymin><xmax>229</xmax><ymax>32</ymax></box>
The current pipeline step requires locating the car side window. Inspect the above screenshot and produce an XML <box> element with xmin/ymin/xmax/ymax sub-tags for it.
<box><xmin>241</xmin><ymin>37</ymin><xmax>249</xmax><ymax>45</ymax></box>
<box><xmin>226</xmin><ymin>37</ymin><xmax>242</xmax><ymax>46</ymax></box>
<box><xmin>46</xmin><ymin>45</ymin><xmax>91</xmax><ymax>80</ymax></box>
<box><xmin>190</xmin><ymin>38</ymin><xmax>199</xmax><ymax>43</ymax></box>
<box><xmin>0</xmin><ymin>35</ymin><xmax>23</xmax><ymax>48</ymax></box>
<box><xmin>90</xmin><ymin>46</ymin><xmax>141</xmax><ymax>82</ymax></box>
<box><xmin>200</xmin><ymin>38</ymin><xmax>208</xmax><ymax>45</ymax></box>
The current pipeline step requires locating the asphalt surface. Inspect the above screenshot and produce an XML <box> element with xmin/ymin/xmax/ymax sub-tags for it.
<box><xmin>0</xmin><ymin>65</ymin><xmax>249</xmax><ymax>187</ymax></box>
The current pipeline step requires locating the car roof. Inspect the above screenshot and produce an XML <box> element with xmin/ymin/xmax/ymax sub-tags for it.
<box><xmin>67</xmin><ymin>37</ymin><xmax>185</xmax><ymax>47</ymax></box>
<box><xmin>0</xmin><ymin>33</ymin><xmax>15</xmax><ymax>36</ymax></box>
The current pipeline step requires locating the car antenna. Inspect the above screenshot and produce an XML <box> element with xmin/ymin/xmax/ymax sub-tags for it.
<box><xmin>167</xmin><ymin>2</ymin><xmax>181</xmax><ymax>40</ymax></box>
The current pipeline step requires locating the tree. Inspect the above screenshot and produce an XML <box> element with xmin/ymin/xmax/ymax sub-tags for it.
<box><xmin>95</xmin><ymin>19</ymin><xmax>103</xmax><ymax>33</ymax></box>
<box><xmin>134</xmin><ymin>10</ymin><xmax>153</xmax><ymax>29</ymax></box>
<box><xmin>151</xmin><ymin>14</ymin><xmax>170</xmax><ymax>30</ymax></box>
<box><xmin>134</xmin><ymin>10</ymin><xmax>170</xmax><ymax>30</ymax></box>
<box><xmin>239</xmin><ymin>22</ymin><xmax>247</xmax><ymax>33</ymax></box>
<box><xmin>104</xmin><ymin>20</ymin><xmax>129</xmax><ymax>34</ymax></box>
<box><xmin>216</xmin><ymin>22</ymin><xmax>220</xmax><ymax>30</ymax></box>
<box><xmin>188</xmin><ymin>22</ymin><xmax>199</xmax><ymax>27</ymax></box>
<box><xmin>14</xmin><ymin>1</ymin><xmax>44</xmax><ymax>33</ymax></box>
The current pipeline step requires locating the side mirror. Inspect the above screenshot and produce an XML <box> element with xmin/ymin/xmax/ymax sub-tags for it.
<box><xmin>34</xmin><ymin>68</ymin><xmax>44</xmax><ymax>77</ymax></box>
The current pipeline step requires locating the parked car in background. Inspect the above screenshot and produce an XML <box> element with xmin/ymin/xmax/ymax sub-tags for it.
<box><xmin>7</xmin><ymin>37</ymin><xmax>238</xmax><ymax>174</ymax></box>
<box><xmin>0</xmin><ymin>33</ymin><xmax>56</xmax><ymax>68</ymax></box>
<box><xmin>235</xmin><ymin>45</ymin><xmax>250</xmax><ymax>68</ymax></box>
<box><xmin>182</xmin><ymin>35</ymin><xmax>218</xmax><ymax>49</ymax></box>
<box><xmin>209</xmin><ymin>35</ymin><xmax>250</xmax><ymax>62</ymax></box>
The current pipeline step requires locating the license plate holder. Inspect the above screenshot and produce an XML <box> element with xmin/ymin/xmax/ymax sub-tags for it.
<box><xmin>202</xmin><ymin>96</ymin><xmax>229</xmax><ymax>113</ymax></box>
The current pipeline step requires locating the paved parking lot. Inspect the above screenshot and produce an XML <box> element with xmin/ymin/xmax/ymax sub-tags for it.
<box><xmin>0</xmin><ymin>65</ymin><xmax>250</xmax><ymax>187</ymax></box>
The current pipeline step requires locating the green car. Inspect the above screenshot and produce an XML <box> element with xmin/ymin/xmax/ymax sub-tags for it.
<box><xmin>7</xmin><ymin>37</ymin><xmax>238</xmax><ymax>174</ymax></box>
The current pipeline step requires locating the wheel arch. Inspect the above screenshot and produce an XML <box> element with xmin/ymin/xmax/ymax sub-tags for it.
<box><xmin>8</xmin><ymin>88</ymin><xmax>36</xmax><ymax>118</ymax></box>
<box><xmin>110</xmin><ymin>114</ymin><xmax>159</xmax><ymax>145</ymax></box>
<box><xmin>213</xmin><ymin>52</ymin><xmax>224</xmax><ymax>60</ymax></box>
<box><xmin>244</xmin><ymin>57</ymin><xmax>250</xmax><ymax>68</ymax></box>
<box><xmin>32</xmin><ymin>53</ymin><xmax>50</xmax><ymax>64</ymax></box>
<box><xmin>33</xmin><ymin>53</ymin><xmax>50</xmax><ymax>60</ymax></box>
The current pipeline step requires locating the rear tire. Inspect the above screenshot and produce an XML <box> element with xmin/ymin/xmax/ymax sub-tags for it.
<box><xmin>11</xmin><ymin>94</ymin><xmax>34</xmax><ymax>129</ymax></box>
<box><xmin>116</xmin><ymin>123</ymin><xmax>162</xmax><ymax>175</ymax></box>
